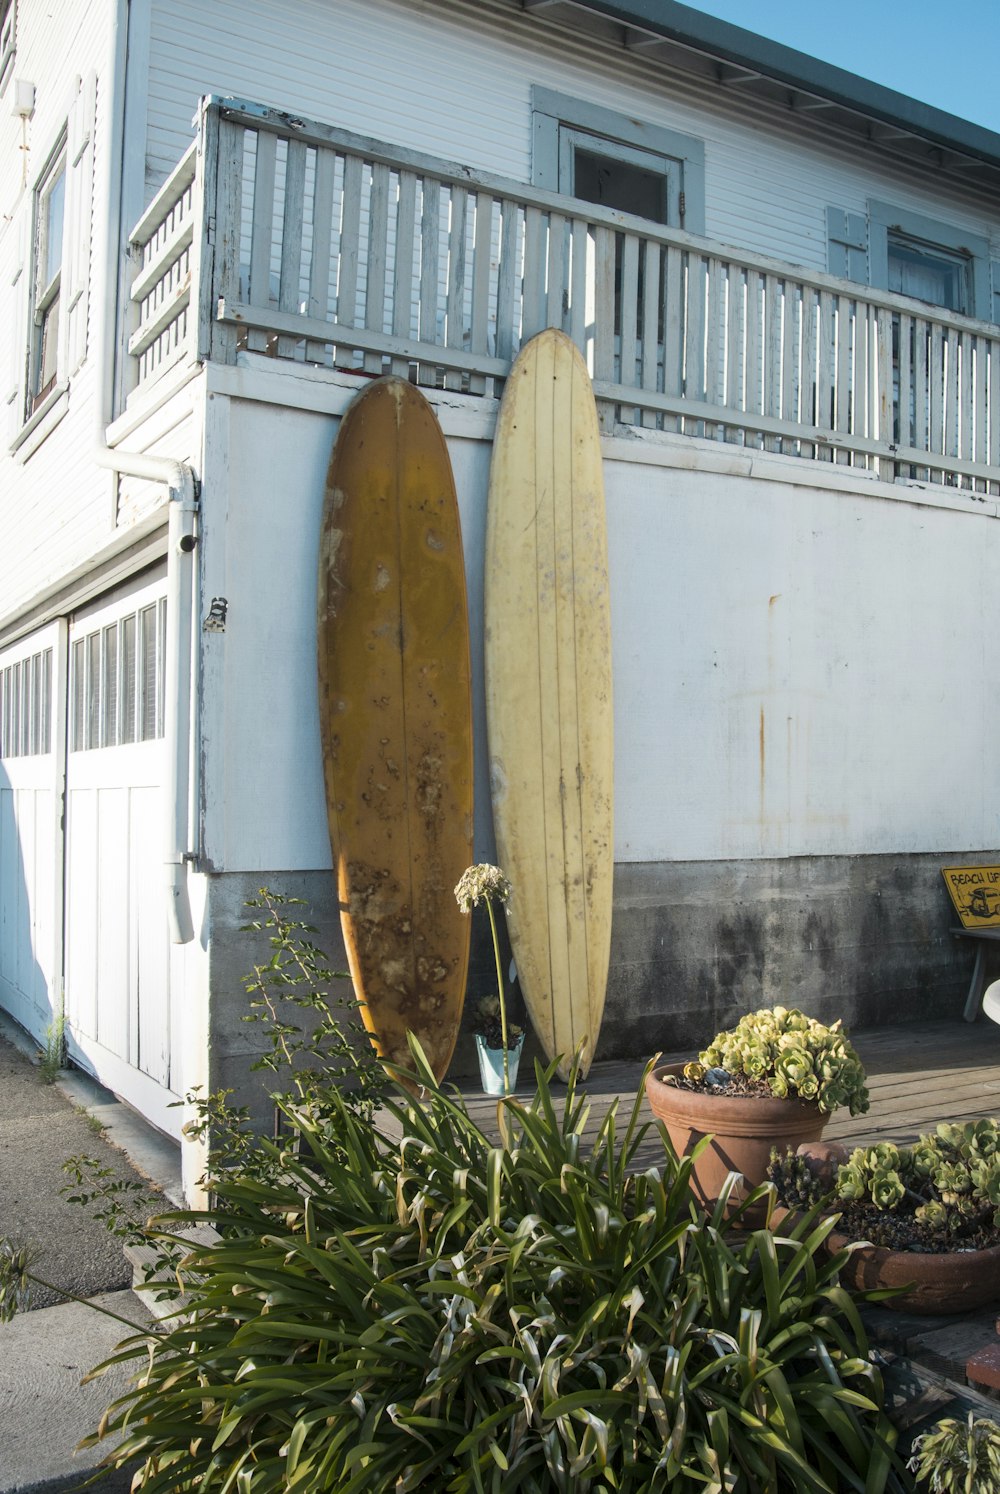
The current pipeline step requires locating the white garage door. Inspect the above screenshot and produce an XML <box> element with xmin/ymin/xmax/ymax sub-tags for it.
<box><xmin>0</xmin><ymin>622</ymin><xmax>65</xmax><ymax>1046</ymax></box>
<box><xmin>63</xmin><ymin>575</ymin><xmax>181</xmax><ymax>1135</ymax></box>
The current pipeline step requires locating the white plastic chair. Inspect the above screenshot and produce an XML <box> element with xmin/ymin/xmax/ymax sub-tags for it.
<box><xmin>982</xmin><ymin>978</ymin><xmax>1000</xmax><ymax>1026</ymax></box>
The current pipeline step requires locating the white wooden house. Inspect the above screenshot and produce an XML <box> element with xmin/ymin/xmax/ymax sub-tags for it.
<box><xmin>3</xmin><ymin>0</ymin><xmax>1000</xmax><ymax>1192</ymax></box>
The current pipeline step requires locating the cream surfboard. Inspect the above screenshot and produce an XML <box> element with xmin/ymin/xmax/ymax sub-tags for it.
<box><xmin>317</xmin><ymin>377</ymin><xmax>473</xmax><ymax>1082</ymax></box>
<box><xmin>485</xmin><ymin>328</ymin><xmax>613</xmax><ymax>1079</ymax></box>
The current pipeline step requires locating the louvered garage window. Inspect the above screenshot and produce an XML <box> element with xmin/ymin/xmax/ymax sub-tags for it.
<box><xmin>0</xmin><ymin>646</ymin><xmax>52</xmax><ymax>757</ymax></box>
<box><xmin>70</xmin><ymin>599</ymin><xmax>167</xmax><ymax>751</ymax></box>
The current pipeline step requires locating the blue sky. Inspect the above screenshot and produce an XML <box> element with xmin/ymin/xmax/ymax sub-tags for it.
<box><xmin>684</xmin><ymin>2</ymin><xmax>1000</xmax><ymax>134</ymax></box>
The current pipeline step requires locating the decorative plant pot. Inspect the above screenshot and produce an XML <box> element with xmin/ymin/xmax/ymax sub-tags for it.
<box><xmin>475</xmin><ymin>1033</ymin><xmax>524</xmax><ymax>1095</ymax></box>
<box><xmin>645</xmin><ymin>1061</ymin><xmax>828</xmax><ymax>1218</ymax></box>
<box><xmin>787</xmin><ymin>1143</ymin><xmax>1000</xmax><ymax>1315</ymax></box>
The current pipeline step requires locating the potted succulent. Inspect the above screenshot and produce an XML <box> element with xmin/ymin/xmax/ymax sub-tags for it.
<box><xmin>770</xmin><ymin>1121</ymin><xmax>1000</xmax><ymax>1314</ymax></box>
<box><xmin>645</xmin><ymin>1006</ymin><xmax>870</xmax><ymax>1215</ymax></box>
<box><xmin>455</xmin><ymin>864</ymin><xmax>525</xmax><ymax>1095</ymax></box>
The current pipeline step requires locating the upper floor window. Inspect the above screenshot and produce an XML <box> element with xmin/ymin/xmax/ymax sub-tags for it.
<box><xmin>9</xmin><ymin>73</ymin><xmax>96</xmax><ymax>455</ymax></box>
<box><xmin>31</xmin><ymin>145</ymin><xmax>66</xmax><ymax>412</ymax></box>
<box><xmin>531</xmin><ymin>86</ymin><xmax>705</xmax><ymax>235</ymax></box>
<box><xmin>0</xmin><ymin>0</ymin><xmax>15</xmax><ymax>93</ymax></box>
<box><xmin>886</xmin><ymin>231</ymin><xmax>970</xmax><ymax>315</ymax></box>
<box><xmin>830</xmin><ymin>200</ymin><xmax>993</xmax><ymax>322</ymax></box>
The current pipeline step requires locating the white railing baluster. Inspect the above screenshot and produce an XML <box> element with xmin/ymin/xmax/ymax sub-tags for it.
<box><xmin>640</xmin><ymin>240</ymin><xmax>660</xmax><ymax>430</ymax></box>
<box><xmin>418</xmin><ymin>176</ymin><xmax>441</xmax><ymax>387</ymax></box>
<box><xmin>277</xmin><ymin>139</ymin><xmax>307</xmax><ymax>360</ymax></box>
<box><xmin>568</xmin><ymin>217</ymin><xmax>589</xmax><ymax>358</ymax></box>
<box><xmin>494</xmin><ymin>198</ymin><xmax>519</xmax><ymax>366</ymax></box>
<box><xmin>126</xmin><ymin>102</ymin><xmax>1000</xmax><ymax>494</ymax></box>
<box><xmin>662</xmin><ymin>245</ymin><xmax>683</xmax><ymax>434</ymax></box>
<box><xmin>593</xmin><ymin>227</ymin><xmax>615</xmax><ymax>431</ymax></box>
<box><xmin>619</xmin><ymin>232</ymin><xmax>640</xmax><ymax>424</ymax></box>
<box><xmin>391</xmin><ymin>170</ymin><xmax>417</xmax><ymax>378</ymax></box>
<box><xmin>306</xmin><ymin>147</ymin><xmax>336</xmax><ymax>365</ymax></box>
<box><xmin>247</xmin><ymin>130</ymin><xmax>277</xmax><ymax>354</ymax></box>
<box><xmin>444</xmin><ymin>185</ymin><xmax>468</xmax><ymax>391</ymax></box>
<box><xmin>364</xmin><ymin>162</ymin><xmax>391</xmax><ymax>376</ymax></box>
<box><xmin>468</xmin><ymin>192</ymin><xmax>493</xmax><ymax>396</ymax></box>
<box><xmin>522</xmin><ymin>207</ymin><xmax>546</xmax><ymax>343</ymax></box>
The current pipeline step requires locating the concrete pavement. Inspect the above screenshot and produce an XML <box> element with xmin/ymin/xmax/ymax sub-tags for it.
<box><xmin>0</xmin><ymin>1016</ymin><xmax>182</xmax><ymax>1494</ymax></box>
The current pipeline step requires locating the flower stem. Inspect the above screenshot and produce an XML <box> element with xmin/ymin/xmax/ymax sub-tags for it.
<box><xmin>485</xmin><ymin>898</ymin><xmax>510</xmax><ymax>1093</ymax></box>
<box><xmin>25</xmin><ymin>1271</ymin><xmax>161</xmax><ymax>1335</ymax></box>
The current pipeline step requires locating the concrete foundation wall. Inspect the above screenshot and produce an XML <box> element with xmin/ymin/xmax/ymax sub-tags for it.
<box><xmin>205</xmin><ymin>853</ymin><xmax>986</xmax><ymax>1118</ymax></box>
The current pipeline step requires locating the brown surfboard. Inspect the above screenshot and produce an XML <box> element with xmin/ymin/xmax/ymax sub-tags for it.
<box><xmin>317</xmin><ymin>378</ymin><xmax>473</xmax><ymax>1081</ymax></box>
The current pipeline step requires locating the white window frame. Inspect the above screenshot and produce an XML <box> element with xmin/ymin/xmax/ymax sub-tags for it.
<box><xmin>29</xmin><ymin>139</ymin><xmax>67</xmax><ymax>416</ymax></box>
<box><xmin>531</xmin><ymin>86</ymin><xmax>705</xmax><ymax>234</ymax></box>
<box><xmin>0</xmin><ymin>0</ymin><xmax>15</xmax><ymax>94</ymax></box>
<box><xmin>868</xmin><ymin>201</ymin><xmax>991</xmax><ymax>321</ymax></box>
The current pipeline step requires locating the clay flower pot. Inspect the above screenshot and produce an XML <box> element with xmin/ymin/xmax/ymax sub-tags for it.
<box><xmin>645</xmin><ymin>1061</ymin><xmax>828</xmax><ymax>1217</ymax></box>
<box><xmin>827</xmin><ymin>1227</ymin><xmax>1000</xmax><ymax>1314</ymax></box>
<box><xmin>789</xmin><ymin>1142</ymin><xmax>1000</xmax><ymax>1315</ymax></box>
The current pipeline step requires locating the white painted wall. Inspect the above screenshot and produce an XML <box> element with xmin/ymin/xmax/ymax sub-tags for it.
<box><xmin>140</xmin><ymin>0</ymin><xmax>1000</xmax><ymax>274</ymax></box>
<box><xmin>199</xmin><ymin>366</ymin><xmax>1000</xmax><ymax>873</ymax></box>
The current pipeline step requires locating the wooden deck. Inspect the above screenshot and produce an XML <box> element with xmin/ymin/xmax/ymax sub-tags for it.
<box><xmin>460</xmin><ymin>1019</ymin><xmax>1000</xmax><ymax>1173</ymax></box>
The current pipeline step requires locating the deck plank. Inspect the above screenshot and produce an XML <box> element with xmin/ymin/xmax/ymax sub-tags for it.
<box><xmin>455</xmin><ymin>1020</ymin><xmax>1000</xmax><ymax>1157</ymax></box>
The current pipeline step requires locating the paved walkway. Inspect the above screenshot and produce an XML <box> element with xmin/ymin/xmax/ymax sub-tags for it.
<box><xmin>0</xmin><ymin>1019</ymin><xmax>181</xmax><ymax>1493</ymax></box>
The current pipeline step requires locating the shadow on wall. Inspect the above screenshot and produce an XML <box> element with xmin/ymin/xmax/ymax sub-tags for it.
<box><xmin>0</xmin><ymin>758</ymin><xmax>57</xmax><ymax>1050</ymax></box>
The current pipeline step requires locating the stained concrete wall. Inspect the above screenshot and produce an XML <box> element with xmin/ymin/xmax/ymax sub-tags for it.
<box><xmin>204</xmin><ymin>849</ymin><xmax>985</xmax><ymax>1117</ymax></box>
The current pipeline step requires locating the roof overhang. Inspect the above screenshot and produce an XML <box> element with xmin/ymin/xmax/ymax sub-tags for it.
<box><xmin>521</xmin><ymin>0</ymin><xmax>1000</xmax><ymax>188</ymax></box>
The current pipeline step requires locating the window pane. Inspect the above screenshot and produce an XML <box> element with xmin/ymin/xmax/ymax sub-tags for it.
<box><xmin>574</xmin><ymin>148</ymin><xmax>668</xmax><ymax>222</ymax></box>
<box><xmin>121</xmin><ymin>615</ymin><xmax>136</xmax><ymax>744</ymax></box>
<box><xmin>86</xmin><ymin>631</ymin><xmax>100</xmax><ymax>749</ymax></box>
<box><xmin>102</xmin><ymin>624</ymin><xmax>118</xmax><ymax>747</ymax></box>
<box><xmin>139</xmin><ymin>605</ymin><xmax>157</xmax><ymax>740</ymax></box>
<box><xmin>21</xmin><ymin>663</ymin><xmax>30</xmax><ymax>754</ymax></box>
<box><xmin>40</xmin><ymin>649</ymin><xmax>51</xmax><ymax>754</ymax></box>
<box><xmin>71</xmin><ymin>639</ymin><xmax>85</xmax><ymax>751</ymax></box>
<box><xmin>43</xmin><ymin>167</ymin><xmax>65</xmax><ymax>289</ymax></box>
<box><xmin>887</xmin><ymin>234</ymin><xmax>969</xmax><ymax>314</ymax></box>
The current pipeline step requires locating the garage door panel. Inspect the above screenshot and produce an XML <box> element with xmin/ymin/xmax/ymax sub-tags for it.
<box><xmin>64</xmin><ymin>579</ymin><xmax>178</xmax><ymax>1130</ymax></box>
<box><xmin>0</xmin><ymin>624</ymin><xmax>62</xmax><ymax>1045</ymax></box>
<box><xmin>95</xmin><ymin>786</ymin><xmax>130</xmax><ymax>1062</ymax></box>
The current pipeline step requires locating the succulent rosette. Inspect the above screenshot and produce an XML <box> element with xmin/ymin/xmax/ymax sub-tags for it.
<box><xmin>697</xmin><ymin>1006</ymin><xmax>869</xmax><ymax>1117</ymax></box>
<box><xmin>830</xmin><ymin>1119</ymin><xmax>1000</xmax><ymax>1234</ymax></box>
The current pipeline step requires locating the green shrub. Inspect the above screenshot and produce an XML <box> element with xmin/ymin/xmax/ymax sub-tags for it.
<box><xmin>80</xmin><ymin>1042</ymin><xmax>908</xmax><ymax>1492</ymax></box>
<box><xmin>908</xmin><ymin>1412</ymin><xmax>1000</xmax><ymax>1492</ymax></box>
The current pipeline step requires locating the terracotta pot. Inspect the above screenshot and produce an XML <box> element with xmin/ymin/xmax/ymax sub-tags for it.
<box><xmin>786</xmin><ymin>1144</ymin><xmax>1000</xmax><ymax>1315</ymax></box>
<box><xmin>644</xmin><ymin>1061</ymin><xmax>828</xmax><ymax>1217</ymax></box>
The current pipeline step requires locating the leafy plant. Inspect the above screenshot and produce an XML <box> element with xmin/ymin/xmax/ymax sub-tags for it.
<box><xmin>37</xmin><ymin>1012</ymin><xmax>65</xmax><ymax>1084</ymax></box>
<box><xmin>687</xmin><ymin>1006</ymin><xmax>870</xmax><ymax>1117</ymax></box>
<box><xmin>72</xmin><ymin>1039</ymin><xmax>909</xmax><ymax>1493</ymax></box>
<box><xmin>907</xmin><ymin>1413</ymin><xmax>1000</xmax><ymax>1492</ymax></box>
<box><xmin>470</xmin><ymin>994</ymin><xmax>523</xmax><ymax>1052</ymax></box>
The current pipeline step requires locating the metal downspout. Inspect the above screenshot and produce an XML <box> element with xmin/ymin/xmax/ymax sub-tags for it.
<box><xmin>93</xmin><ymin>0</ymin><xmax>197</xmax><ymax>944</ymax></box>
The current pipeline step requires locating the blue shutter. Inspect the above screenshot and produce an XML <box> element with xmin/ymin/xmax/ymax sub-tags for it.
<box><xmin>826</xmin><ymin>207</ymin><xmax>867</xmax><ymax>283</ymax></box>
<box><xmin>991</xmin><ymin>260</ymin><xmax>1000</xmax><ymax>324</ymax></box>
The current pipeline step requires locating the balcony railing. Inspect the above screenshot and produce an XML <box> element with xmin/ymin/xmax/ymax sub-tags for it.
<box><xmin>127</xmin><ymin>96</ymin><xmax>1000</xmax><ymax>497</ymax></box>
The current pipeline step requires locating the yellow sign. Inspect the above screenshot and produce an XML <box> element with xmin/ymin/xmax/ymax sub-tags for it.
<box><xmin>941</xmin><ymin>866</ymin><xmax>1000</xmax><ymax>929</ymax></box>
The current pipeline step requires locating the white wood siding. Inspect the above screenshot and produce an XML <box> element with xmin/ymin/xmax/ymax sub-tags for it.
<box><xmin>142</xmin><ymin>0</ymin><xmax>1000</xmax><ymax>279</ymax></box>
<box><xmin>0</xmin><ymin>0</ymin><xmax>115</xmax><ymax>623</ymax></box>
